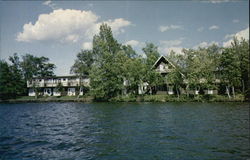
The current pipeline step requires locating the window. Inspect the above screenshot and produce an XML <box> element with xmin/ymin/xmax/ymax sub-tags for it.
<box><xmin>159</xmin><ymin>64</ymin><xmax>164</xmax><ymax>71</ymax></box>
<box><xmin>208</xmin><ymin>90</ymin><xmax>213</xmax><ymax>94</ymax></box>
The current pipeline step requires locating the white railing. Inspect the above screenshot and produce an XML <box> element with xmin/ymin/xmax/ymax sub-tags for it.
<box><xmin>27</xmin><ymin>80</ymin><xmax>90</xmax><ymax>88</ymax></box>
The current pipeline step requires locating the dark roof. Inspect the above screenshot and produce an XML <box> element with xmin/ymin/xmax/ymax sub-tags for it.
<box><xmin>152</xmin><ymin>55</ymin><xmax>176</xmax><ymax>69</ymax></box>
<box><xmin>32</xmin><ymin>75</ymin><xmax>88</xmax><ymax>79</ymax></box>
<box><xmin>152</xmin><ymin>55</ymin><xmax>185</xmax><ymax>77</ymax></box>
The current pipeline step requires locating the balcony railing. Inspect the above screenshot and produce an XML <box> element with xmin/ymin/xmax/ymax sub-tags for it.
<box><xmin>27</xmin><ymin>80</ymin><xmax>89</xmax><ymax>88</ymax></box>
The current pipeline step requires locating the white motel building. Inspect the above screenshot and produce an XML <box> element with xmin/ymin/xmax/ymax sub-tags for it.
<box><xmin>27</xmin><ymin>75</ymin><xmax>90</xmax><ymax>96</ymax></box>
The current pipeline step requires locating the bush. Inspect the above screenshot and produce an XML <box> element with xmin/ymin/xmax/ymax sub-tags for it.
<box><xmin>144</xmin><ymin>95</ymin><xmax>167</xmax><ymax>102</ymax></box>
<box><xmin>109</xmin><ymin>95</ymin><xmax>137</xmax><ymax>102</ymax></box>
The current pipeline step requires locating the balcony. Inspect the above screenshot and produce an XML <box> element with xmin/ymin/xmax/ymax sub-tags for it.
<box><xmin>27</xmin><ymin>79</ymin><xmax>89</xmax><ymax>88</ymax></box>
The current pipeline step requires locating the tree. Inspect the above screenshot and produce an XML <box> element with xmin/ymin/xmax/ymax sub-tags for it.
<box><xmin>144</xmin><ymin>70</ymin><xmax>164</xmax><ymax>95</ymax></box>
<box><xmin>220</xmin><ymin>38</ymin><xmax>247</xmax><ymax>98</ymax></box>
<box><xmin>90</xmin><ymin>24</ymin><xmax>124</xmax><ymax>99</ymax></box>
<box><xmin>92</xmin><ymin>23</ymin><xmax>121</xmax><ymax>60</ymax></box>
<box><xmin>121</xmin><ymin>45</ymin><xmax>137</xmax><ymax>58</ymax></box>
<box><xmin>142</xmin><ymin>43</ymin><xmax>160</xmax><ymax>66</ymax></box>
<box><xmin>8</xmin><ymin>53</ymin><xmax>26</xmax><ymax>96</ymax></box>
<box><xmin>230</xmin><ymin>38</ymin><xmax>249</xmax><ymax>97</ymax></box>
<box><xmin>55</xmin><ymin>82</ymin><xmax>64</xmax><ymax>96</ymax></box>
<box><xmin>70</xmin><ymin>50</ymin><xmax>94</xmax><ymax>76</ymax></box>
<box><xmin>0</xmin><ymin>53</ymin><xmax>56</xmax><ymax>99</ymax></box>
<box><xmin>20</xmin><ymin>54</ymin><xmax>56</xmax><ymax>81</ymax></box>
<box><xmin>123</xmin><ymin>57</ymin><xmax>146</xmax><ymax>95</ymax></box>
<box><xmin>181</xmin><ymin>46</ymin><xmax>220</xmax><ymax>96</ymax></box>
<box><xmin>165</xmin><ymin>52</ymin><xmax>184</xmax><ymax>98</ymax></box>
<box><xmin>0</xmin><ymin>57</ymin><xmax>25</xmax><ymax>99</ymax></box>
<box><xmin>0</xmin><ymin>60</ymin><xmax>14</xmax><ymax>99</ymax></box>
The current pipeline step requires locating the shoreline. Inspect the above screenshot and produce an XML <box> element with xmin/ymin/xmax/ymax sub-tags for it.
<box><xmin>0</xmin><ymin>95</ymin><xmax>247</xmax><ymax>103</ymax></box>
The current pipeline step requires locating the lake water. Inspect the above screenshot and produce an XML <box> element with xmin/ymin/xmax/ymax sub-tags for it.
<box><xmin>0</xmin><ymin>102</ymin><xmax>249</xmax><ymax>160</ymax></box>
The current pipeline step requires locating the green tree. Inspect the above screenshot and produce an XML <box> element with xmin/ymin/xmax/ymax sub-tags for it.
<box><xmin>142</xmin><ymin>43</ymin><xmax>160</xmax><ymax>66</ymax></box>
<box><xmin>182</xmin><ymin>45</ymin><xmax>220</xmax><ymax>96</ymax></box>
<box><xmin>90</xmin><ymin>24</ymin><xmax>124</xmax><ymax>99</ymax></box>
<box><xmin>70</xmin><ymin>50</ymin><xmax>94</xmax><ymax>76</ymax></box>
<box><xmin>144</xmin><ymin>70</ymin><xmax>164</xmax><ymax>95</ymax></box>
<box><xmin>8</xmin><ymin>53</ymin><xmax>26</xmax><ymax>96</ymax></box>
<box><xmin>21</xmin><ymin>54</ymin><xmax>56</xmax><ymax>80</ymax></box>
<box><xmin>0</xmin><ymin>60</ymin><xmax>14</xmax><ymax>99</ymax></box>
<box><xmin>123</xmin><ymin>57</ymin><xmax>146</xmax><ymax>95</ymax></box>
<box><xmin>230</xmin><ymin>38</ymin><xmax>249</xmax><ymax>97</ymax></box>
<box><xmin>92</xmin><ymin>23</ymin><xmax>121</xmax><ymax>60</ymax></box>
<box><xmin>165</xmin><ymin>52</ymin><xmax>184</xmax><ymax>98</ymax></box>
<box><xmin>142</xmin><ymin>43</ymin><xmax>163</xmax><ymax>94</ymax></box>
<box><xmin>0</xmin><ymin>53</ymin><xmax>56</xmax><ymax>99</ymax></box>
<box><xmin>55</xmin><ymin>82</ymin><xmax>64</xmax><ymax>95</ymax></box>
<box><xmin>121</xmin><ymin>45</ymin><xmax>137</xmax><ymax>58</ymax></box>
<box><xmin>220</xmin><ymin>38</ymin><xmax>245</xmax><ymax>98</ymax></box>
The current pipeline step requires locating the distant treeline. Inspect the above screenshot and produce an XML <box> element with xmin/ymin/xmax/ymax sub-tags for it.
<box><xmin>0</xmin><ymin>24</ymin><xmax>249</xmax><ymax>100</ymax></box>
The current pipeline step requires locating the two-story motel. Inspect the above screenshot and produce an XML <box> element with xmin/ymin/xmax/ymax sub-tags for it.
<box><xmin>27</xmin><ymin>75</ymin><xmax>90</xmax><ymax>96</ymax></box>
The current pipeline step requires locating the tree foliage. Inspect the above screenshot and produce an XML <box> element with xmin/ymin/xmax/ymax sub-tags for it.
<box><xmin>220</xmin><ymin>38</ymin><xmax>249</xmax><ymax>98</ymax></box>
<box><xmin>21</xmin><ymin>54</ymin><xmax>56</xmax><ymax>80</ymax></box>
<box><xmin>0</xmin><ymin>53</ymin><xmax>56</xmax><ymax>99</ymax></box>
<box><xmin>70</xmin><ymin>50</ymin><xmax>94</xmax><ymax>76</ymax></box>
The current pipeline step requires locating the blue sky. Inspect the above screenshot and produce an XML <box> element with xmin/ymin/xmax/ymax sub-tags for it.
<box><xmin>0</xmin><ymin>0</ymin><xmax>249</xmax><ymax>75</ymax></box>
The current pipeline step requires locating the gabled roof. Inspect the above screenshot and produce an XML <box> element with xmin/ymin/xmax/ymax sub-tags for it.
<box><xmin>152</xmin><ymin>55</ymin><xmax>185</xmax><ymax>77</ymax></box>
<box><xmin>152</xmin><ymin>55</ymin><xmax>176</xmax><ymax>69</ymax></box>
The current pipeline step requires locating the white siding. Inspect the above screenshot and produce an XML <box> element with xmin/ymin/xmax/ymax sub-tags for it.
<box><xmin>67</xmin><ymin>88</ymin><xmax>76</xmax><ymax>96</ymax></box>
<box><xmin>195</xmin><ymin>90</ymin><xmax>199</xmax><ymax>95</ymax></box>
<box><xmin>53</xmin><ymin>88</ymin><xmax>61</xmax><ymax>96</ymax></box>
<box><xmin>28</xmin><ymin>88</ymin><xmax>36</xmax><ymax>96</ymax></box>
<box><xmin>79</xmin><ymin>87</ymin><xmax>83</xmax><ymax>96</ymax></box>
<box><xmin>208</xmin><ymin>89</ymin><xmax>213</xmax><ymax>95</ymax></box>
<box><xmin>168</xmin><ymin>86</ymin><xmax>174</xmax><ymax>95</ymax></box>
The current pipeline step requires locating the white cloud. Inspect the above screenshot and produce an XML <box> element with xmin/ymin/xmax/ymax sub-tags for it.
<box><xmin>197</xmin><ymin>27</ymin><xmax>204</xmax><ymax>32</ymax></box>
<box><xmin>43</xmin><ymin>0</ymin><xmax>58</xmax><ymax>10</ymax></box>
<box><xmin>160</xmin><ymin>39</ymin><xmax>182</xmax><ymax>46</ymax></box>
<box><xmin>88</xmin><ymin>3</ymin><xmax>94</xmax><ymax>7</ymax></box>
<box><xmin>193</xmin><ymin>41</ymin><xmax>219</xmax><ymax>49</ymax></box>
<box><xmin>232</xmin><ymin>19</ymin><xmax>239</xmax><ymax>23</ymax></box>
<box><xmin>164</xmin><ymin>47</ymin><xmax>184</xmax><ymax>55</ymax></box>
<box><xmin>82</xmin><ymin>42</ymin><xmax>92</xmax><ymax>50</ymax></box>
<box><xmin>124</xmin><ymin>40</ymin><xmax>140</xmax><ymax>47</ymax></box>
<box><xmin>16</xmin><ymin>9</ymin><xmax>132</xmax><ymax>43</ymax></box>
<box><xmin>124</xmin><ymin>40</ymin><xmax>145</xmax><ymax>53</ymax></box>
<box><xmin>209</xmin><ymin>25</ymin><xmax>219</xmax><ymax>30</ymax></box>
<box><xmin>223</xmin><ymin>27</ymin><xmax>249</xmax><ymax>47</ymax></box>
<box><xmin>43</xmin><ymin>0</ymin><xmax>51</xmax><ymax>6</ymax></box>
<box><xmin>159</xmin><ymin>38</ymin><xmax>185</xmax><ymax>55</ymax></box>
<box><xmin>84</xmin><ymin>18</ymin><xmax>131</xmax><ymax>40</ymax></box>
<box><xmin>202</xmin><ymin>0</ymin><xmax>230</xmax><ymax>3</ymax></box>
<box><xmin>159</xmin><ymin>25</ymin><xmax>182</xmax><ymax>32</ymax></box>
<box><xmin>224</xmin><ymin>33</ymin><xmax>234</xmax><ymax>39</ymax></box>
<box><xmin>104</xmin><ymin>18</ymin><xmax>131</xmax><ymax>35</ymax></box>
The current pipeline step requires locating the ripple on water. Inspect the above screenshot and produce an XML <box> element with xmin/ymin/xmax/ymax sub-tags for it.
<box><xmin>0</xmin><ymin>102</ymin><xmax>249</xmax><ymax>160</ymax></box>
